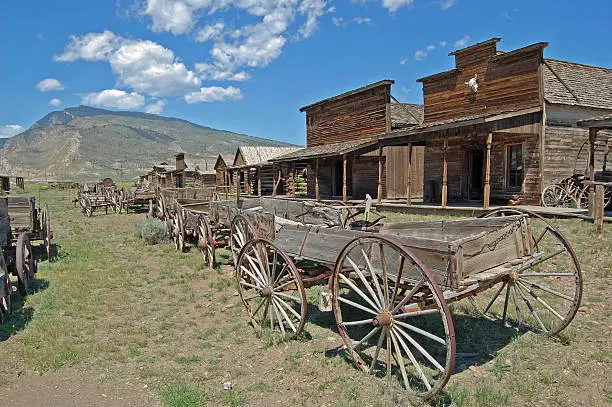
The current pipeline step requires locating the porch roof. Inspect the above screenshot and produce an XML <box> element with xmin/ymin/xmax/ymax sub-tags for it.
<box><xmin>577</xmin><ymin>114</ymin><xmax>612</xmax><ymax>129</ymax></box>
<box><xmin>378</xmin><ymin>105</ymin><xmax>542</xmax><ymax>143</ymax></box>
<box><xmin>271</xmin><ymin>139</ymin><xmax>377</xmax><ymax>162</ymax></box>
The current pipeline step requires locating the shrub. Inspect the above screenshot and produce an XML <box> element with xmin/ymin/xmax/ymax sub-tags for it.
<box><xmin>136</xmin><ymin>218</ymin><xmax>168</xmax><ymax>245</ymax></box>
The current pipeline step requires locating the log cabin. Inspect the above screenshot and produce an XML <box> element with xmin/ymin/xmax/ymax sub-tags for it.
<box><xmin>143</xmin><ymin>153</ymin><xmax>187</xmax><ymax>188</ymax></box>
<box><xmin>214</xmin><ymin>154</ymin><xmax>234</xmax><ymax>187</ymax></box>
<box><xmin>378</xmin><ymin>38</ymin><xmax>612</xmax><ymax>207</ymax></box>
<box><xmin>231</xmin><ymin>146</ymin><xmax>300</xmax><ymax>196</ymax></box>
<box><xmin>272</xmin><ymin>80</ymin><xmax>425</xmax><ymax>202</ymax></box>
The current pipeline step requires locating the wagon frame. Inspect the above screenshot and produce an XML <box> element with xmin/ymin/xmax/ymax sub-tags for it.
<box><xmin>211</xmin><ymin>199</ymin><xmax>582</xmax><ymax>398</ymax></box>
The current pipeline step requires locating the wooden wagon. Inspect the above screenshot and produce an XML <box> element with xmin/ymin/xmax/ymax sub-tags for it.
<box><xmin>76</xmin><ymin>183</ymin><xmax>123</xmax><ymax>217</ymax></box>
<box><xmin>0</xmin><ymin>197</ymin><xmax>43</xmax><ymax>324</ymax></box>
<box><xmin>211</xmin><ymin>200</ymin><xmax>582</xmax><ymax>398</ymax></box>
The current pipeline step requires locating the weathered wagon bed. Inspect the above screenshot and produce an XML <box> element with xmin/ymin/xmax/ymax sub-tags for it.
<box><xmin>212</xmin><ymin>199</ymin><xmax>582</xmax><ymax>398</ymax></box>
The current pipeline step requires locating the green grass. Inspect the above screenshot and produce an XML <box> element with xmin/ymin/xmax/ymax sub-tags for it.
<box><xmin>0</xmin><ymin>186</ymin><xmax>610</xmax><ymax>407</ymax></box>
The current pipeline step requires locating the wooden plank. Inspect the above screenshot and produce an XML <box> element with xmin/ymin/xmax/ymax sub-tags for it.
<box><xmin>483</xmin><ymin>133</ymin><xmax>492</xmax><ymax>209</ymax></box>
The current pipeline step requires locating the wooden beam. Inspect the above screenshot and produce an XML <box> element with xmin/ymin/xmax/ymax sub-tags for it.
<box><xmin>406</xmin><ymin>143</ymin><xmax>413</xmax><ymax>206</ymax></box>
<box><xmin>315</xmin><ymin>159</ymin><xmax>320</xmax><ymax>202</ymax></box>
<box><xmin>257</xmin><ymin>168</ymin><xmax>262</xmax><ymax>197</ymax></box>
<box><xmin>483</xmin><ymin>133</ymin><xmax>492</xmax><ymax>209</ymax></box>
<box><xmin>290</xmin><ymin>162</ymin><xmax>296</xmax><ymax>198</ymax></box>
<box><xmin>342</xmin><ymin>154</ymin><xmax>348</xmax><ymax>202</ymax></box>
<box><xmin>236</xmin><ymin>170</ymin><xmax>240</xmax><ymax>205</ymax></box>
<box><xmin>442</xmin><ymin>138</ymin><xmax>448</xmax><ymax>207</ymax></box>
<box><xmin>595</xmin><ymin>185</ymin><xmax>604</xmax><ymax>234</ymax></box>
<box><xmin>377</xmin><ymin>146</ymin><xmax>383</xmax><ymax>203</ymax></box>
<box><xmin>588</xmin><ymin>128</ymin><xmax>598</xmax><ymax>217</ymax></box>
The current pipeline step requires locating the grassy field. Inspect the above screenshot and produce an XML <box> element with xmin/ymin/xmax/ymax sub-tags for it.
<box><xmin>0</xmin><ymin>186</ymin><xmax>610</xmax><ymax>406</ymax></box>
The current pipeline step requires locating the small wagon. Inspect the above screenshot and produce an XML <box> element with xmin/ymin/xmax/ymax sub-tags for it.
<box><xmin>213</xmin><ymin>200</ymin><xmax>581</xmax><ymax>398</ymax></box>
<box><xmin>76</xmin><ymin>183</ymin><xmax>123</xmax><ymax>217</ymax></box>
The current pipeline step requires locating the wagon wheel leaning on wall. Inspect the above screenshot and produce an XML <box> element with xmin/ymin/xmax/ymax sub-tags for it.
<box><xmin>540</xmin><ymin>184</ymin><xmax>576</xmax><ymax>208</ymax></box>
<box><xmin>331</xmin><ymin>235</ymin><xmax>455</xmax><ymax>399</ymax></box>
<box><xmin>0</xmin><ymin>252</ymin><xmax>12</xmax><ymax>324</ymax></box>
<box><xmin>230</xmin><ymin>214</ymin><xmax>257</xmax><ymax>267</ymax></box>
<box><xmin>477</xmin><ymin>208</ymin><xmax>582</xmax><ymax>336</ymax></box>
<box><xmin>197</xmin><ymin>216</ymin><xmax>215</xmax><ymax>270</ymax></box>
<box><xmin>15</xmin><ymin>233</ymin><xmax>37</xmax><ymax>296</ymax></box>
<box><xmin>577</xmin><ymin>184</ymin><xmax>612</xmax><ymax>209</ymax></box>
<box><xmin>235</xmin><ymin>238</ymin><xmax>307</xmax><ymax>338</ymax></box>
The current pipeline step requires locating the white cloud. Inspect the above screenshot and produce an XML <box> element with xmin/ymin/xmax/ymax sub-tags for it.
<box><xmin>455</xmin><ymin>35</ymin><xmax>470</xmax><ymax>48</ymax></box>
<box><xmin>195</xmin><ymin>21</ymin><xmax>225</xmax><ymax>42</ymax></box>
<box><xmin>438</xmin><ymin>0</ymin><xmax>455</xmax><ymax>10</ymax></box>
<box><xmin>380</xmin><ymin>0</ymin><xmax>413</xmax><ymax>13</ymax></box>
<box><xmin>332</xmin><ymin>16</ymin><xmax>346</xmax><ymax>27</ymax></box>
<box><xmin>184</xmin><ymin>86</ymin><xmax>243</xmax><ymax>103</ymax></box>
<box><xmin>504</xmin><ymin>8</ymin><xmax>519</xmax><ymax>20</ymax></box>
<box><xmin>49</xmin><ymin>98</ymin><xmax>62</xmax><ymax>107</ymax></box>
<box><xmin>439</xmin><ymin>40</ymin><xmax>447</xmax><ymax>47</ymax></box>
<box><xmin>56</xmin><ymin>32</ymin><xmax>201</xmax><ymax>97</ymax></box>
<box><xmin>298</xmin><ymin>0</ymin><xmax>327</xmax><ymax>38</ymax></box>
<box><xmin>82</xmin><ymin>89</ymin><xmax>146</xmax><ymax>109</ymax></box>
<box><xmin>54</xmin><ymin>30</ymin><xmax>120</xmax><ymax>62</ymax></box>
<box><xmin>326</xmin><ymin>6</ymin><xmax>335</xmax><ymax>12</ymax></box>
<box><xmin>144</xmin><ymin>0</ymin><xmax>196</xmax><ymax>35</ymax></box>
<box><xmin>353</xmin><ymin>16</ymin><xmax>372</xmax><ymax>25</ymax></box>
<box><xmin>399</xmin><ymin>57</ymin><xmax>408</xmax><ymax>65</ymax></box>
<box><xmin>0</xmin><ymin>125</ymin><xmax>24</xmax><ymax>138</ymax></box>
<box><xmin>36</xmin><ymin>78</ymin><xmax>64</xmax><ymax>92</ymax></box>
<box><xmin>144</xmin><ymin>100</ymin><xmax>167</xmax><ymax>114</ymax></box>
<box><xmin>109</xmin><ymin>39</ymin><xmax>201</xmax><ymax>97</ymax></box>
<box><xmin>426</xmin><ymin>44</ymin><xmax>435</xmax><ymax>52</ymax></box>
<box><xmin>414</xmin><ymin>49</ymin><xmax>427</xmax><ymax>61</ymax></box>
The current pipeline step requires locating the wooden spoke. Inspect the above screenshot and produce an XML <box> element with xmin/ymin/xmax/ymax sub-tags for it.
<box><xmin>346</xmin><ymin>256</ymin><xmax>382</xmax><ymax>310</ymax></box>
<box><xmin>393</xmin><ymin>320</ymin><xmax>446</xmax><ymax>345</ymax></box>
<box><xmin>342</xmin><ymin>318</ymin><xmax>374</xmax><ymax>327</ymax></box>
<box><xmin>394</xmin><ymin>324</ymin><xmax>445</xmax><ymax>373</ymax></box>
<box><xmin>353</xmin><ymin>326</ymin><xmax>380</xmax><ymax>348</ymax></box>
<box><xmin>518</xmin><ymin>279</ymin><xmax>574</xmax><ymax>301</ymax></box>
<box><xmin>339</xmin><ymin>273</ymin><xmax>381</xmax><ymax>313</ymax></box>
<box><xmin>230</xmin><ymin>214</ymin><xmax>256</xmax><ymax>267</ymax></box>
<box><xmin>392</xmin><ymin>309</ymin><xmax>440</xmax><ymax>319</ymax></box>
<box><xmin>362</xmin><ymin>248</ymin><xmax>385</xmax><ymax>308</ymax></box>
<box><xmin>197</xmin><ymin>216</ymin><xmax>215</xmax><ymax>270</ymax></box>
<box><xmin>337</xmin><ymin>296</ymin><xmax>378</xmax><ymax>316</ymax></box>
<box><xmin>391</xmin><ymin>328</ymin><xmax>431</xmax><ymax>391</ymax></box>
<box><xmin>369</xmin><ymin>327</ymin><xmax>387</xmax><ymax>372</ymax></box>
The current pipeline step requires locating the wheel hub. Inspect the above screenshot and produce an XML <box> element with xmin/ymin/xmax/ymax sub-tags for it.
<box><xmin>372</xmin><ymin>310</ymin><xmax>393</xmax><ymax>327</ymax></box>
<box><xmin>509</xmin><ymin>271</ymin><xmax>519</xmax><ymax>283</ymax></box>
<box><xmin>260</xmin><ymin>286</ymin><xmax>273</xmax><ymax>298</ymax></box>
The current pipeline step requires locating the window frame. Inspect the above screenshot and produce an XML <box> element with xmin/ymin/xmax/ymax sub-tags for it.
<box><xmin>505</xmin><ymin>143</ymin><xmax>524</xmax><ymax>191</ymax></box>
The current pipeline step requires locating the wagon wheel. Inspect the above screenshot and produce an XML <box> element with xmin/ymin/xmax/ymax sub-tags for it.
<box><xmin>236</xmin><ymin>238</ymin><xmax>307</xmax><ymax>339</ymax></box>
<box><xmin>0</xmin><ymin>252</ymin><xmax>12</xmax><ymax>324</ymax></box>
<box><xmin>230</xmin><ymin>214</ymin><xmax>257</xmax><ymax>267</ymax></box>
<box><xmin>81</xmin><ymin>195</ymin><xmax>93</xmax><ymax>217</ymax></box>
<box><xmin>16</xmin><ymin>233</ymin><xmax>36</xmax><ymax>296</ymax></box>
<box><xmin>477</xmin><ymin>208</ymin><xmax>582</xmax><ymax>336</ymax></box>
<box><xmin>578</xmin><ymin>185</ymin><xmax>612</xmax><ymax>209</ymax></box>
<box><xmin>197</xmin><ymin>216</ymin><xmax>216</xmax><ymax>270</ymax></box>
<box><xmin>558</xmin><ymin>176</ymin><xmax>583</xmax><ymax>198</ymax></box>
<box><xmin>172</xmin><ymin>209</ymin><xmax>186</xmax><ymax>252</ymax></box>
<box><xmin>541</xmin><ymin>184</ymin><xmax>576</xmax><ymax>207</ymax></box>
<box><xmin>332</xmin><ymin>236</ymin><xmax>455</xmax><ymax>398</ymax></box>
<box><xmin>42</xmin><ymin>203</ymin><xmax>52</xmax><ymax>261</ymax></box>
<box><xmin>157</xmin><ymin>192</ymin><xmax>167</xmax><ymax>221</ymax></box>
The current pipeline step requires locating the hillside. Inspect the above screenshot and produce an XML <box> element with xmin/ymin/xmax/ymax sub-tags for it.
<box><xmin>0</xmin><ymin>106</ymin><xmax>297</xmax><ymax>180</ymax></box>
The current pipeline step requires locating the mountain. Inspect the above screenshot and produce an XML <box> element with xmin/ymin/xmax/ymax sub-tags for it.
<box><xmin>0</xmin><ymin>106</ymin><xmax>298</xmax><ymax>180</ymax></box>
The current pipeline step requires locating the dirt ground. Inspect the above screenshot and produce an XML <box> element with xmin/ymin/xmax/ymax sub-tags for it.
<box><xmin>0</xmin><ymin>187</ymin><xmax>610</xmax><ymax>407</ymax></box>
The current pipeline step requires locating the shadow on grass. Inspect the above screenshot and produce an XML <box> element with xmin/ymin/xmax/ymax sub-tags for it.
<box><xmin>0</xmin><ymin>278</ymin><xmax>49</xmax><ymax>341</ymax></box>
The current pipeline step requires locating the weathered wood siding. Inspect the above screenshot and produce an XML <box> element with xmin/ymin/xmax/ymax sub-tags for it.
<box><xmin>422</xmin><ymin>115</ymin><xmax>541</xmax><ymax>204</ymax></box>
<box><xmin>421</xmin><ymin>45</ymin><xmax>543</xmax><ymax>123</ymax></box>
<box><xmin>542</xmin><ymin>125</ymin><xmax>608</xmax><ymax>186</ymax></box>
<box><xmin>352</xmin><ymin>156</ymin><xmax>384</xmax><ymax>199</ymax></box>
<box><xmin>304</xmin><ymin>84</ymin><xmax>391</xmax><ymax>147</ymax></box>
<box><xmin>385</xmin><ymin>145</ymin><xmax>424</xmax><ymax>199</ymax></box>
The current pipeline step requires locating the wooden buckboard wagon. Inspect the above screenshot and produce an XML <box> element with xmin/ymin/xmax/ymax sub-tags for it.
<box><xmin>1</xmin><ymin>196</ymin><xmax>51</xmax><ymax>323</ymax></box>
<box><xmin>76</xmin><ymin>182</ymin><xmax>123</xmax><ymax>217</ymax></box>
<box><xmin>208</xmin><ymin>199</ymin><xmax>581</xmax><ymax>398</ymax></box>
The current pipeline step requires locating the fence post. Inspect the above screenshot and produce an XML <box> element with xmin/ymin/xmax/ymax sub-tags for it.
<box><xmin>595</xmin><ymin>185</ymin><xmax>604</xmax><ymax>234</ymax></box>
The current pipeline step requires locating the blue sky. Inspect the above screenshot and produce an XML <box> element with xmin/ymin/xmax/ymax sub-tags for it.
<box><xmin>1</xmin><ymin>0</ymin><xmax>611</xmax><ymax>145</ymax></box>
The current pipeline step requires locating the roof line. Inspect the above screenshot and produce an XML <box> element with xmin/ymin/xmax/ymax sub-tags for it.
<box><xmin>545</xmin><ymin>58</ymin><xmax>612</xmax><ymax>72</ymax></box>
<box><xmin>299</xmin><ymin>80</ymin><xmax>394</xmax><ymax>112</ymax></box>
<box><xmin>449</xmin><ymin>38</ymin><xmax>501</xmax><ymax>56</ymax></box>
<box><xmin>543</xmin><ymin>59</ymin><xmax>581</xmax><ymax>104</ymax></box>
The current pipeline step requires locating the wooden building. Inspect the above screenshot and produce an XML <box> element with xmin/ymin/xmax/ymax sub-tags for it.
<box><xmin>378</xmin><ymin>38</ymin><xmax>612</xmax><ymax>207</ymax></box>
<box><xmin>272</xmin><ymin>80</ymin><xmax>424</xmax><ymax>201</ymax></box>
<box><xmin>214</xmin><ymin>154</ymin><xmax>234</xmax><ymax>187</ymax></box>
<box><xmin>232</xmin><ymin>146</ymin><xmax>300</xmax><ymax>196</ymax></box>
<box><xmin>143</xmin><ymin>153</ymin><xmax>187</xmax><ymax>188</ymax></box>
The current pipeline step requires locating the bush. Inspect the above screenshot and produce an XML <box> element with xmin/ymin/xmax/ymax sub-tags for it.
<box><xmin>135</xmin><ymin>218</ymin><xmax>168</xmax><ymax>245</ymax></box>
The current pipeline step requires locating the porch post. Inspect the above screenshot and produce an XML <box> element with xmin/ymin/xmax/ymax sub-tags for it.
<box><xmin>342</xmin><ymin>153</ymin><xmax>348</xmax><ymax>202</ymax></box>
<box><xmin>315</xmin><ymin>159</ymin><xmax>320</xmax><ymax>202</ymax></box>
<box><xmin>484</xmin><ymin>133</ymin><xmax>492</xmax><ymax>209</ymax></box>
<box><xmin>442</xmin><ymin>138</ymin><xmax>448</xmax><ymax>207</ymax></box>
<box><xmin>588</xmin><ymin>128</ymin><xmax>597</xmax><ymax>217</ymax></box>
<box><xmin>377</xmin><ymin>146</ymin><xmax>383</xmax><ymax>203</ymax></box>
<box><xmin>406</xmin><ymin>143</ymin><xmax>413</xmax><ymax>207</ymax></box>
<box><xmin>290</xmin><ymin>162</ymin><xmax>296</xmax><ymax>198</ymax></box>
<box><xmin>257</xmin><ymin>167</ymin><xmax>262</xmax><ymax>197</ymax></box>
<box><xmin>235</xmin><ymin>169</ymin><xmax>240</xmax><ymax>204</ymax></box>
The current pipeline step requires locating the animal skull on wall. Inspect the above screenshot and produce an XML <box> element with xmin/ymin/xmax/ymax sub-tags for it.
<box><xmin>465</xmin><ymin>74</ymin><xmax>478</xmax><ymax>93</ymax></box>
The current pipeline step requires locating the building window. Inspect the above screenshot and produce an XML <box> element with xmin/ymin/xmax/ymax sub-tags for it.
<box><xmin>506</xmin><ymin>144</ymin><xmax>523</xmax><ymax>189</ymax></box>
